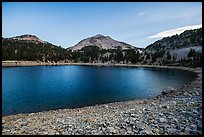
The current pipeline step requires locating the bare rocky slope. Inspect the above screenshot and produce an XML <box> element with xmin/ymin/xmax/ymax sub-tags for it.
<box><xmin>11</xmin><ymin>34</ymin><xmax>46</xmax><ymax>44</ymax></box>
<box><xmin>68</xmin><ymin>34</ymin><xmax>138</xmax><ymax>51</ymax></box>
<box><xmin>142</xmin><ymin>28</ymin><xmax>202</xmax><ymax>65</ymax></box>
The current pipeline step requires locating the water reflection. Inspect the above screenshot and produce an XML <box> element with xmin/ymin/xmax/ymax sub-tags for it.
<box><xmin>2</xmin><ymin>66</ymin><xmax>195</xmax><ymax>115</ymax></box>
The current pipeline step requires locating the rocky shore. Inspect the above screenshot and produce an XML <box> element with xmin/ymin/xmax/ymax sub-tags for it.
<box><xmin>2</xmin><ymin>66</ymin><xmax>202</xmax><ymax>135</ymax></box>
<box><xmin>2</xmin><ymin>61</ymin><xmax>71</xmax><ymax>67</ymax></box>
<box><xmin>1</xmin><ymin>60</ymin><xmax>199</xmax><ymax>70</ymax></box>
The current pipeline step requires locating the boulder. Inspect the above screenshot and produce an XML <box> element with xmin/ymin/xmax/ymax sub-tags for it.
<box><xmin>161</xmin><ymin>86</ymin><xmax>175</xmax><ymax>95</ymax></box>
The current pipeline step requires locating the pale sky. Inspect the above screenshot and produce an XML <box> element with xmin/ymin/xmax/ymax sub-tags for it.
<box><xmin>2</xmin><ymin>2</ymin><xmax>202</xmax><ymax>48</ymax></box>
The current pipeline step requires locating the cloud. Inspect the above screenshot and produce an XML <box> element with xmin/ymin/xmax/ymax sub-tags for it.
<box><xmin>148</xmin><ymin>24</ymin><xmax>202</xmax><ymax>39</ymax></box>
<box><xmin>137</xmin><ymin>12</ymin><xmax>145</xmax><ymax>16</ymax></box>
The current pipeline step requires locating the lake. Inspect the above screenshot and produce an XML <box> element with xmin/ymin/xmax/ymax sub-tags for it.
<box><xmin>2</xmin><ymin>65</ymin><xmax>195</xmax><ymax>116</ymax></box>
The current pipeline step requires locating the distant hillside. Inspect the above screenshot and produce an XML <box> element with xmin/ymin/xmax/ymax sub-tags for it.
<box><xmin>2</xmin><ymin>36</ymin><xmax>70</xmax><ymax>62</ymax></box>
<box><xmin>2</xmin><ymin>34</ymin><xmax>142</xmax><ymax>64</ymax></box>
<box><xmin>144</xmin><ymin>28</ymin><xmax>202</xmax><ymax>52</ymax></box>
<box><xmin>11</xmin><ymin>34</ymin><xmax>47</xmax><ymax>44</ymax></box>
<box><xmin>68</xmin><ymin>34</ymin><xmax>137</xmax><ymax>51</ymax></box>
<box><xmin>142</xmin><ymin>28</ymin><xmax>202</xmax><ymax>67</ymax></box>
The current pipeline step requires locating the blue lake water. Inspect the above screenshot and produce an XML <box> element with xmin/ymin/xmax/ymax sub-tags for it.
<box><xmin>2</xmin><ymin>65</ymin><xmax>195</xmax><ymax>116</ymax></box>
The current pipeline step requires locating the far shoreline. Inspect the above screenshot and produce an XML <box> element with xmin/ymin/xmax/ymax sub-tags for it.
<box><xmin>2</xmin><ymin>60</ymin><xmax>196</xmax><ymax>72</ymax></box>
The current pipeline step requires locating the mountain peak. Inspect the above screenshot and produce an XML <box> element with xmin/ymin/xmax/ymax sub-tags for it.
<box><xmin>11</xmin><ymin>34</ymin><xmax>46</xmax><ymax>43</ymax></box>
<box><xmin>69</xmin><ymin>34</ymin><xmax>137</xmax><ymax>51</ymax></box>
<box><xmin>94</xmin><ymin>34</ymin><xmax>105</xmax><ymax>38</ymax></box>
<box><xmin>13</xmin><ymin>34</ymin><xmax>38</xmax><ymax>39</ymax></box>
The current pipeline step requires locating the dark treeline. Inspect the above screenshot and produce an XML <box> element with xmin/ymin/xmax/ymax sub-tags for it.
<box><xmin>69</xmin><ymin>46</ymin><xmax>142</xmax><ymax>64</ymax></box>
<box><xmin>2</xmin><ymin>38</ymin><xmax>71</xmax><ymax>62</ymax></box>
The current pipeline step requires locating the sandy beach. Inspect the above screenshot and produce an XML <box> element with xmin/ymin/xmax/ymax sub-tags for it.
<box><xmin>2</xmin><ymin>63</ymin><xmax>202</xmax><ymax>135</ymax></box>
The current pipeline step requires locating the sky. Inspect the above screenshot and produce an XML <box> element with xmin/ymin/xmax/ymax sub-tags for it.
<box><xmin>2</xmin><ymin>2</ymin><xmax>202</xmax><ymax>48</ymax></box>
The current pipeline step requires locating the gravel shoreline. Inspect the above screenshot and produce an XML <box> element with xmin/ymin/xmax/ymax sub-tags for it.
<box><xmin>0</xmin><ymin>61</ymin><xmax>198</xmax><ymax>69</ymax></box>
<box><xmin>2</xmin><ymin>66</ymin><xmax>202</xmax><ymax>135</ymax></box>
